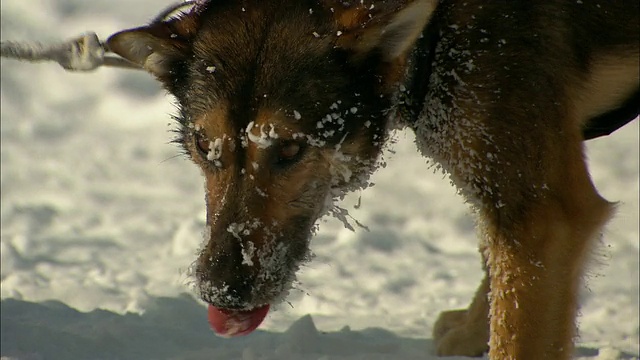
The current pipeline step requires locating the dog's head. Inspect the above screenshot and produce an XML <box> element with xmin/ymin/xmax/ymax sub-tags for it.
<box><xmin>108</xmin><ymin>0</ymin><xmax>432</xmax><ymax>310</ymax></box>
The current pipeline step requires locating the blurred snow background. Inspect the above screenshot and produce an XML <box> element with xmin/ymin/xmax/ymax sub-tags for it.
<box><xmin>1</xmin><ymin>1</ymin><xmax>638</xmax><ymax>359</ymax></box>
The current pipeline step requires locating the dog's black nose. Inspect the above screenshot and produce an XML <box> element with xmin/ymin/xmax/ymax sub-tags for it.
<box><xmin>206</xmin><ymin>279</ymin><xmax>254</xmax><ymax>310</ymax></box>
<box><xmin>195</xmin><ymin>235</ymin><xmax>256</xmax><ymax>309</ymax></box>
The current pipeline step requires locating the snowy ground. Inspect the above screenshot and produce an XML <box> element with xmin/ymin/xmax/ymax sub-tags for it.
<box><xmin>1</xmin><ymin>1</ymin><xmax>638</xmax><ymax>359</ymax></box>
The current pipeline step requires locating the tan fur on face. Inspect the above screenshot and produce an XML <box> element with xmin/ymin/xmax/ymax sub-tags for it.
<box><xmin>190</xmin><ymin>103</ymin><xmax>237</xmax><ymax>170</ymax></box>
<box><xmin>244</xmin><ymin>110</ymin><xmax>328</xmax><ymax>226</ymax></box>
<box><xmin>196</xmin><ymin>106</ymin><xmax>312</xmax><ymax>222</ymax></box>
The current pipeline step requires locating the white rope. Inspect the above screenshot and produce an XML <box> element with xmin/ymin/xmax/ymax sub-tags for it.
<box><xmin>0</xmin><ymin>1</ymin><xmax>199</xmax><ymax>73</ymax></box>
<box><xmin>1</xmin><ymin>32</ymin><xmax>141</xmax><ymax>72</ymax></box>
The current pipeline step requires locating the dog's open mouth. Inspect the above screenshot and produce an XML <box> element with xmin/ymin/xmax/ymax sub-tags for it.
<box><xmin>207</xmin><ymin>303</ymin><xmax>271</xmax><ymax>337</ymax></box>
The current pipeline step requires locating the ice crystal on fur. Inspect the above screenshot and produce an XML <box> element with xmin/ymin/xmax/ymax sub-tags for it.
<box><xmin>206</xmin><ymin>137</ymin><xmax>223</xmax><ymax>163</ymax></box>
<box><xmin>246</xmin><ymin>121</ymin><xmax>276</xmax><ymax>149</ymax></box>
<box><xmin>412</xmin><ymin>27</ymin><xmax>499</xmax><ymax>211</ymax></box>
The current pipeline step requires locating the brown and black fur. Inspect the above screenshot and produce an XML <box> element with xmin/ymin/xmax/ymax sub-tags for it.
<box><xmin>107</xmin><ymin>1</ymin><xmax>639</xmax><ymax>359</ymax></box>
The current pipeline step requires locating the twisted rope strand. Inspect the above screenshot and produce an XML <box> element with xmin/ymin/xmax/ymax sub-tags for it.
<box><xmin>1</xmin><ymin>32</ymin><xmax>141</xmax><ymax>72</ymax></box>
<box><xmin>0</xmin><ymin>2</ymin><xmax>199</xmax><ymax>72</ymax></box>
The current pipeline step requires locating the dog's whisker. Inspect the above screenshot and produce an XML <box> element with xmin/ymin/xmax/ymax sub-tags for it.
<box><xmin>160</xmin><ymin>153</ymin><xmax>187</xmax><ymax>164</ymax></box>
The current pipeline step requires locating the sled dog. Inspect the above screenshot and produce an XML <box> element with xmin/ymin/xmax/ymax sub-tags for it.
<box><xmin>107</xmin><ymin>1</ymin><xmax>639</xmax><ymax>358</ymax></box>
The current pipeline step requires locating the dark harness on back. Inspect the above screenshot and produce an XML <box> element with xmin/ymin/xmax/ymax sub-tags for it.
<box><xmin>401</xmin><ymin>18</ymin><xmax>638</xmax><ymax>141</ymax></box>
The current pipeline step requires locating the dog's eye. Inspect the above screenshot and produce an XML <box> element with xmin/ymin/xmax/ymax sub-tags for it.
<box><xmin>276</xmin><ymin>141</ymin><xmax>304</xmax><ymax>167</ymax></box>
<box><xmin>195</xmin><ymin>132</ymin><xmax>211</xmax><ymax>155</ymax></box>
<box><xmin>280</xmin><ymin>142</ymin><xmax>301</xmax><ymax>159</ymax></box>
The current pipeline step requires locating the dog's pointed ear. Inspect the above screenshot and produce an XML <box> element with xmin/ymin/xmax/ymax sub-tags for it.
<box><xmin>329</xmin><ymin>0</ymin><xmax>436</xmax><ymax>61</ymax></box>
<box><xmin>106</xmin><ymin>15</ymin><xmax>199</xmax><ymax>81</ymax></box>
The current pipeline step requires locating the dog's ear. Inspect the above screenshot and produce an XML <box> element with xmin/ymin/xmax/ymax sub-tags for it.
<box><xmin>328</xmin><ymin>0</ymin><xmax>436</xmax><ymax>62</ymax></box>
<box><xmin>106</xmin><ymin>15</ymin><xmax>199</xmax><ymax>81</ymax></box>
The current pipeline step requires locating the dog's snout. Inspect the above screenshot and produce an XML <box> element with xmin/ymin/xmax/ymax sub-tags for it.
<box><xmin>196</xmin><ymin>235</ymin><xmax>257</xmax><ymax>308</ymax></box>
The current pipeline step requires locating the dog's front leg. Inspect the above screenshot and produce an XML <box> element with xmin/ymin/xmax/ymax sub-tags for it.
<box><xmin>416</xmin><ymin>101</ymin><xmax>613</xmax><ymax>358</ymax></box>
<box><xmin>433</xmin><ymin>251</ymin><xmax>490</xmax><ymax>357</ymax></box>
<box><xmin>481</xmin><ymin>165</ymin><xmax>613</xmax><ymax>359</ymax></box>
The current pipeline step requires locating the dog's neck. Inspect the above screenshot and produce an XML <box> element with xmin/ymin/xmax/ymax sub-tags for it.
<box><xmin>395</xmin><ymin>15</ymin><xmax>440</xmax><ymax>127</ymax></box>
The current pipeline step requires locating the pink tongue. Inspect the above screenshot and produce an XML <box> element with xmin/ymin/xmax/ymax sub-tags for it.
<box><xmin>207</xmin><ymin>304</ymin><xmax>270</xmax><ymax>337</ymax></box>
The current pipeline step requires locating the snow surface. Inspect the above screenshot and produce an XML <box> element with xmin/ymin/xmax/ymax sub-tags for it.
<box><xmin>1</xmin><ymin>1</ymin><xmax>638</xmax><ymax>359</ymax></box>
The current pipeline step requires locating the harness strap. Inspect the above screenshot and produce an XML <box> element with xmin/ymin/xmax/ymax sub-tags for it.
<box><xmin>582</xmin><ymin>89</ymin><xmax>639</xmax><ymax>140</ymax></box>
<box><xmin>394</xmin><ymin>10</ymin><xmax>440</xmax><ymax>131</ymax></box>
<box><xmin>396</xmin><ymin>15</ymin><xmax>637</xmax><ymax>141</ymax></box>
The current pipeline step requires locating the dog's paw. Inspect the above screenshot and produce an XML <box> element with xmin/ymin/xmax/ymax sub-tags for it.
<box><xmin>433</xmin><ymin>309</ymin><xmax>468</xmax><ymax>340</ymax></box>
<box><xmin>433</xmin><ymin>309</ymin><xmax>489</xmax><ymax>357</ymax></box>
